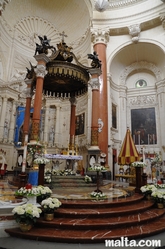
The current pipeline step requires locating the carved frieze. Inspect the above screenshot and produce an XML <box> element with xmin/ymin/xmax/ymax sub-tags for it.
<box><xmin>128</xmin><ymin>95</ymin><xmax>156</xmax><ymax>106</ymax></box>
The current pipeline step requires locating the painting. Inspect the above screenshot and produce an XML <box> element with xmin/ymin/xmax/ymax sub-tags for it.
<box><xmin>75</xmin><ymin>113</ymin><xmax>85</xmax><ymax>135</ymax></box>
<box><xmin>131</xmin><ymin>107</ymin><xmax>157</xmax><ymax>145</ymax></box>
<box><xmin>112</xmin><ymin>103</ymin><xmax>117</xmax><ymax>129</ymax></box>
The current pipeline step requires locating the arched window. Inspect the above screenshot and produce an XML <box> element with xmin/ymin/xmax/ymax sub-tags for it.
<box><xmin>135</xmin><ymin>79</ymin><xmax>147</xmax><ymax>88</ymax></box>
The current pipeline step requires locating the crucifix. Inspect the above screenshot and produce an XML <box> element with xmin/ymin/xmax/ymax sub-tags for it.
<box><xmin>59</xmin><ymin>31</ymin><xmax>67</xmax><ymax>43</ymax></box>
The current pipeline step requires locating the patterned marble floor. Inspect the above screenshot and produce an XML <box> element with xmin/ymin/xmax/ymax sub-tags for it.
<box><xmin>0</xmin><ymin>175</ymin><xmax>134</xmax><ymax>204</ymax></box>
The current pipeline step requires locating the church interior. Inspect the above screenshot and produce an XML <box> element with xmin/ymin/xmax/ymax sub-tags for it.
<box><xmin>1</xmin><ymin>0</ymin><xmax>165</xmax><ymax>247</ymax></box>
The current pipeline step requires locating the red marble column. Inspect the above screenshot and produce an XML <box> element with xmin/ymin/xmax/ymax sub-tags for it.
<box><xmin>91</xmin><ymin>30</ymin><xmax>109</xmax><ymax>156</ymax></box>
<box><xmin>88</xmin><ymin>68</ymin><xmax>101</xmax><ymax>148</ymax></box>
<box><xmin>30</xmin><ymin>54</ymin><xmax>49</xmax><ymax>142</ymax></box>
<box><xmin>69</xmin><ymin>97</ymin><xmax>77</xmax><ymax>146</ymax></box>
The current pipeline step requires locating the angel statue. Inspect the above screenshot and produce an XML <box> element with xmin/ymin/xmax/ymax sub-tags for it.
<box><xmin>87</xmin><ymin>51</ymin><xmax>102</xmax><ymax>69</ymax></box>
<box><xmin>34</xmin><ymin>35</ymin><xmax>56</xmax><ymax>55</ymax></box>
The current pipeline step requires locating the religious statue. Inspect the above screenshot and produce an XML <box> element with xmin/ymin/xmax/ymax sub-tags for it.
<box><xmin>87</xmin><ymin>51</ymin><xmax>102</xmax><ymax>68</ymax></box>
<box><xmin>34</xmin><ymin>35</ymin><xmax>56</xmax><ymax>55</ymax></box>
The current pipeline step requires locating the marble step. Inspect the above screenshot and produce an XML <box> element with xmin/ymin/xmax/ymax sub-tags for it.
<box><xmin>37</xmin><ymin>208</ymin><xmax>165</xmax><ymax>229</ymax></box>
<box><xmin>5</xmin><ymin>215</ymin><xmax>165</xmax><ymax>243</ymax></box>
<box><xmin>55</xmin><ymin>200</ymin><xmax>154</xmax><ymax>218</ymax></box>
<box><xmin>60</xmin><ymin>193</ymin><xmax>144</xmax><ymax>208</ymax></box>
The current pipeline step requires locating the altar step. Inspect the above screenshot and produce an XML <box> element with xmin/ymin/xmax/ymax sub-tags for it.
<box><xmin>5</xmin><ymin>194</ymin><xmax>165</xmax><ymax>243</ymax></box>
<box><xmin>51</xmin><ymin>175</ymin><xmax>96</xmax><ymax>188</ymax></box>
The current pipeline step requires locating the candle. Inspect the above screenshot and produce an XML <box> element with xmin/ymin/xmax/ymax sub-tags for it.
<box><xmin>138</xmin><ymin>134</ymin><xmax>140</xmax><ymax>145</ymax></box>
<box><xmin>153</xmin><ymin>134</ymin><xmax>155</xmax><ymax>144</ymax></box>
<box><xmin>133</xmin><ymin>135</ymin><xmax>135</xmax><ymax>143</ymax></box>
<box><xmin>148</xmin><ymin>134</ymin><xmax>149</xmax><ymax>145</ymax></box>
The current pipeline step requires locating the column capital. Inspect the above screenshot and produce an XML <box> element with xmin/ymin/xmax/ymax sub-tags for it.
<box><xmin>34</xmin><ymin>53</ymin><xmax>50</xmax><ymax>64</ymax></box>
<box><xmin>24</xmin><ymin>87</ymin><xmax>32</xmax><ymax>98</ymax></box>
<box><xmin>69</xmin><ymin>96</ymin><xmax>77</xmax><ymax>106</ymax></box>
<box><xmin>34</xmin><ymin>64</ymin><xmax>47</xmax><ymax>78</ymax></box>
<box><xmin>88</xmin><ymin>68</ymin><xmax>102</xmax><ymax>77</ymax></box>
<box><xmin>89</xmin><ymin>78</ymin><xmax>100</xmax><ymax>90</ymax></box>
<box><xmin>24</xmin><ymin>78</ymin><xmax>33</xmax><ymax>86</ymax></box>
<box><xmin>91</xmin><ymin>28</ymin><xmax>109</xmax><ymax>45</ymax></box>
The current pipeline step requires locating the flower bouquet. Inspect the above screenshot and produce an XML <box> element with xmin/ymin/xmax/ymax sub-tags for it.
<box><xmin>15</xmin><ymin>185</ymin><xmax>40</xmax><ymax>197</ymax></box>
<box><xmin>89</xmin><ymin>163</ymin><xmax>106</xmax><ymax>172</ymax></box>
<box><xmin>140</xmin><ymin>184</ymin><xmax>157</xmax><ymax>196</ymax></box>
<box><xmin>131</xmin><ymin>161</ymin><xmax>146</xmax><ymax>167</ymax></box>
<box><xmin>33</xmin><ymin>156</ymin><xmax>50</xmax><ymax>165</ymax></box>
<box><xmin>37</xmin><ymin>185</ymin><xmax>52</xmax><ymax>203</ymax></box>
<box><xmin>12</xmin><ymin>203</ymin><xmax>42</xmax><ymax>230</ymax></box>
<box><xmin>151</xmin><ymin>189</ymin><xmax>165</xmax><ymax>207</ymax></box>
<box><xmin>90</xmin><ymin>191</ymin><xmax>107</xmax><ymax>200</ymax></box>
<box><xmin>41</xmin><ymin>197</ymin><xmax>62</xmax><ymax>214</ymax></box>
<box><xmin>84</xmin><ymin>175</ymin><xmax>92</xmax><ymax>183</ymax></box>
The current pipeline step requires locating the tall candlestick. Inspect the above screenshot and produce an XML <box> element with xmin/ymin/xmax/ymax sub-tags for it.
<box><xmin>148</xmin><ymin>134</ymin><xmax>149</xmax><ymax>145</ymax></box>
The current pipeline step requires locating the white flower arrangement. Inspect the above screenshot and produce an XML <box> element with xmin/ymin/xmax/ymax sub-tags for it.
<box><xmin>33</xmin><ymin>156</ymin><xmax>50</xmax><ymax>165</ymax></box>
<box><xmin>90</xmin><ymin>191</ymin><xmax>107</xmax><ymax>200</ymax></box>
<box><xmin>15</xmin><ymin>185</ymin><xmax>52</xmax><ymax>198</ymax></box>
<box><xmin>85</xmin><ymin>175</ymin><xmax>92</xmax><ymax>183</ymax></box>
<box><xmin>131</xmin><ymin>161</ymin><xmax>146</xmax><ymax>167</ymax></box>
<box><xmin>151</xmin><ymin>189</ymin><xmax>165</xmax><ymax>203</ymax></box>
<box><xmin>41</xmin><ymin>197</ymin><xmax>62</xmax><ymax>213</ymax></box>
<box><xmin>151</xmin><ymin>153</ymin><xmax>162</xmax><ymax>165</ymax></box>
<box><xmin>12</xmin><ymin>203</ymin><xmax>42</xmax><ymax>225</ymax></box>
<box><xmin>89</xmin><ymin>163</ymin><xmax>106</xmax><ymax>172</ymax></box>
<box><xmin>15</xmin><ymin>186</ymin><xmax>40</xmax><ymax>197</ymax></box>
<box><xmin>140</xmin><ymin>184</ymin><xmax>157</xmax><ymax>194</ymax></box>
<box><xmin>37</xmin><ymin>185</ymin><xmax>52</xmax><ymax>195</ymax></box>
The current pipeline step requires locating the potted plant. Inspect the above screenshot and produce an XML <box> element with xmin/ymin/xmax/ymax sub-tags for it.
<box><xmin>15</xmin><ymin>184</ymin><xmax>40</xmax><ymax>204</ymax></box>
<box><xmin>41</xmin><ymin>197</ymin><xmax>62</xmax><ymax>221</ymax></box>
<box><xmin>151</xmin><ymin>189</ymin><xmax>165</xmax><ymax>208</ymax></box>
<box><xmin>140</xmin><ymin>184</ymin><xmax>157</xmax><ymax>200</ymax></box>
<box><xmin>12</xmin><ymin>203</ymin><xmax>42</xmax><ymax>232</ymax></box>
<box><xmin>37</xmin><ymin>185</ymin><xmax>52</xmax><ymax>203</ymax></box>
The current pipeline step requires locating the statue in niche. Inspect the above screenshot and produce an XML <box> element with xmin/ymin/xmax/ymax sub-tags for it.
<box><xmin>49</xmin><ymin>126</ymin><xmax>55</xmax><ymax>143</ymax></box>
<box><xmin>3</xmin><ymin>121</ymin><xmax>8</xmax><ymax>138</ymax></box>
